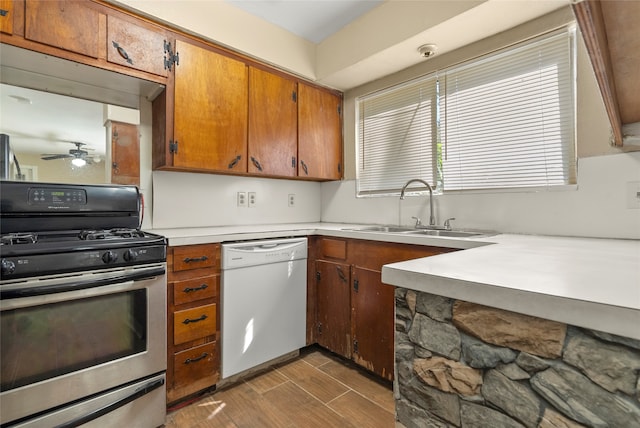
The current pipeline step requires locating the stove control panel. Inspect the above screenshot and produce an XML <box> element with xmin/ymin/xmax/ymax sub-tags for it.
<box><xmin>28</xmin><ymin>187</ymin><xmax>87</xmax><ymax>206</ymax></box>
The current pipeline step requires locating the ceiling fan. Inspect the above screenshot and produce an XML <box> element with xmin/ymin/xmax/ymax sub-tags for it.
<box><xmin>40</xmin><ymin>142</ymin><xmax>99</xmax><ymax>167</ymax></box>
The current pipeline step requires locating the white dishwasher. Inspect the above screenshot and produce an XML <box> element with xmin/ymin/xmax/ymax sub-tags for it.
<box><xmin>221</xmin><ymin>237</ymin><xmax>307</xmax><ymax>379</ymax></box>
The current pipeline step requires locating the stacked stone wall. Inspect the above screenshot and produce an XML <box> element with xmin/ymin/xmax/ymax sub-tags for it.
<box><xmin>395</xmin><ymin>289</ymin><xmax>640</xmax><ymax>428</ymax></box>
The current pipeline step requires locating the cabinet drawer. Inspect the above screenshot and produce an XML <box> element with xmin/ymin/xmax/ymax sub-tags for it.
<box><xmin>107</xmin><ymin>14</ymin><xmax>168</xmax><ymax>77</ymax></box>
<box><xmin>172</xmin><ymin>342</ymin><xmax>217</xmax><ymax>388</ymax></box>
<box><xmin>25</xmin><ymin>0</ymin><xmax>100</xmax><ymax>58</ymax></box>
<box><xmin>172</xmin><ymin>244</ymin><xmax>217</xmax><ymax>272</ymax></box>
<box><xmin>319</xmin><ymin>238</ymin><xmax>347</xmax><ymax>260</ymax></box>
<box><xmin>172</xmin><ymin>275</ymin><xmax>218</xmax><ymax>306</ymax></box>
<box><xmin>173</xmin><ymin>304</ymin><xmax>217</xmax><ymax>345</ymax></box>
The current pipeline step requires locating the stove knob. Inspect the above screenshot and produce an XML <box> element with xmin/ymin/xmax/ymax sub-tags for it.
<box><xmin>1</xmin><ymin>259</ymin><xmax>16</xmax><ymax>275</ymax></box>
<box><xmin>102</xmin><ymin>251</ymin><xmax>118</xmax><ymax>264</ymax></box>
<box><xmin>124</xmin><ymin>249</ymin><xmax>139</xmax><ymax>262</ymax></box>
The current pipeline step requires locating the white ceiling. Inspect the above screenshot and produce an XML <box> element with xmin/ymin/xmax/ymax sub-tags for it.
<box><xmin>225</xmin><ymin>0</ymin><xmax>383</xmax><ymax>43</ymax></box>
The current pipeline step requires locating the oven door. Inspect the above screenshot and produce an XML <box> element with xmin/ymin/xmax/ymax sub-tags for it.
<box><xmin>0</xmin><ymin>264</ymin><xmax>167</xmax><ymax>426</ymax></box>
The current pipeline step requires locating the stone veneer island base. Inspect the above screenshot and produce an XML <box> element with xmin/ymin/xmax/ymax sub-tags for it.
<box><xmin>395</xmin><ymin>289</ymin><xmax>640</xmax><ymax>428</ymax></box>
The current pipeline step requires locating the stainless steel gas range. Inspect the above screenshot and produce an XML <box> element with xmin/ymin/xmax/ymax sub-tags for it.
<box><xmin>0</xmin><ymin>181</ymin><xmax>167</xmax><ymax>428</ymax></box>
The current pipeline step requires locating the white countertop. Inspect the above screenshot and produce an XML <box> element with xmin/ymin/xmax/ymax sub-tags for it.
<box><xmin>151</xmin><ymin>223</ymin><xmax>640</xmax><ymax>340</ymax></box>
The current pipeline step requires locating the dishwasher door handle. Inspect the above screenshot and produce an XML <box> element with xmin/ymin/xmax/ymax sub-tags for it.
<box><xmin>229</xmin><ymin>241</ymin><xmax>303</xmax><ymax>253</ymax></box>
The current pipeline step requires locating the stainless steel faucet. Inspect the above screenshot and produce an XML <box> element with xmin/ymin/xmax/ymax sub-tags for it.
<box><xmin>399</xmin><ymin>178</ymin><xmax>436</xmax><ymax>227</ymax></box>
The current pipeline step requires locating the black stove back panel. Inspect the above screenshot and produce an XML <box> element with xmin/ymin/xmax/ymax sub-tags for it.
<box><xmin>0</xmin><ymin>181</ymin><xmax>142</xmax><ymax>233</ymax></box>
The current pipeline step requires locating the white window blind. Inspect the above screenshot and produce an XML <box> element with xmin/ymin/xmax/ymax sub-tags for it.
<box><xmin>355</xmin><ymin>26</ymin><xmax>576</xmax><ymax>197</ymax></box>
<box><xmin>441</xmin><ymin>29</ymin><xmax>576</xmax><ymax>191</ymax></box>
<box><xmin>356</xmin><ymin>74</ymin><xmax>437</xmax><ymax>196</ymax></box>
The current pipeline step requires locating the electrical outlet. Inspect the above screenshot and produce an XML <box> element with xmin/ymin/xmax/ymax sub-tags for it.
<box><xmin>288</xmin><ymin>194</ymin><xmax>295</xmax><ymax>207</ymax></box>
<box><xmin>237</xmin><ymin>192</ymin><xmax>247</xmax><ymax>207</ymax></box>
<box><xmin>627</xmin><ymin>181</ymin><xmax>640</xmax><ymax>209</ymax></box>
<box><xmin>248</xmin><ymin>192</ymin><xmax>256</xmax><ymax>207</ymax></box>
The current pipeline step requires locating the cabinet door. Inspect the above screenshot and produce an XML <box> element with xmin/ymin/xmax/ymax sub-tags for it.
<box><xmin>107</xmin><ymin>15</ymin><xmax>168</xmax><ymax>77</ymax></box>
<box><xmin>351</xmin><ymin>266</ymin><xmax>394</xmax><ymax>381</ymax></box>
<box><xmin>316</xmin><ymin>260</ymin><xmax>351</xmax><ymax>358</ymax></box>
<box><xmin>298</xmin><ymin>83</ymin><xmax>342</xmax><ymax>180</ymax></box>
<box><xmin>0</xmin><ymin>0</ymin><xmax>14</xmax><ymax>35</ymax></box>
<box><xmin>25</xmin><ymin>0</ymin><xmax>100</xmax><ymax>58</ymax></box>
<box><xmin>173</xmin><ymin>40</ymin><xmax>248</xmax><ymax>172</ymax></box>
<box><xmin>248</xmin><ymin>67</ymin><xmax>297</xmax><ymax>177</ymax></box>
<box><xmin>110</xmin><ymin>121</ymin><xmax>140</xmax><ymax>186</ymax></box>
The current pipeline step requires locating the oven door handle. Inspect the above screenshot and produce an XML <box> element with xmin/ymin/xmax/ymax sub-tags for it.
<box><xmin>0</xmin><ymin>266</ymin><xmax>166</xmax><ymax>299</ymax></box>
<box><xmin>53</xmin><ymin>376</ymin><xmax>165</xmax><ymax>428</ymax></box>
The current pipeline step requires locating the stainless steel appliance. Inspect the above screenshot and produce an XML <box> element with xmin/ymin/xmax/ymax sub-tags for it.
<box><xmin>0</xmin><ymin>181</ymin><xmax>167</xmax><ymax>428</ymax></box>
<box><xmin>221</xmin><ymin>238</ymin><xmax>307</xmax><ymax>379</ymax></box>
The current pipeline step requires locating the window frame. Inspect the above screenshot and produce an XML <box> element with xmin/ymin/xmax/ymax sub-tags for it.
<box><xmin>355</xmin><ymin>25</ymin><xmax>577</xmax><ymax>198</ymax></box>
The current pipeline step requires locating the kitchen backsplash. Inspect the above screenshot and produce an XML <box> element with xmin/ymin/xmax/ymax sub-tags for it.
<box><xmin>151</xmin><ymin>151</ymin><xmax>639</xmax><ymax>238</ymax></box>
<box><xmin>152</xmin><ymin>171</ymin><xmax>321</xmax><ymax>229</ymax></box>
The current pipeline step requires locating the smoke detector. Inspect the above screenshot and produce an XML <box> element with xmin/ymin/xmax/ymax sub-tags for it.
<box><xmin>417</xmin><ymin>44</ymin><xmax>438</xmax><ymax>59</ymax></box>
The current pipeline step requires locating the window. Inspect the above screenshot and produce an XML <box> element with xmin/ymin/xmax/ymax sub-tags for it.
<box><xmin>356</xmin><ymin>27</ymin><xmax>576</xmax><ymax>197</ymax></box>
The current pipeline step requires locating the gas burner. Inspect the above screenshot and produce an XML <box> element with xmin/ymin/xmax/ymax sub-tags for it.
<box><xmin>79</xmin><ymin>228</ymin><xmax>145</xmax><ymax>241</ymax></box>
<box><xmin>1</xmin><ymin>233</ymin><xmax>38</xmax><ymax>245</ymax></box>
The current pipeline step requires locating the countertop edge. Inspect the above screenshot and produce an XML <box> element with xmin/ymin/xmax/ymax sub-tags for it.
<box><xmin>382</xmin><ymin>265</ymin><xmax>640</xmax><ymax>341</ymax></box>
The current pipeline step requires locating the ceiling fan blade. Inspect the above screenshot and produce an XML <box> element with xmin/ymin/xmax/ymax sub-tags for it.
<box><xmin>41</xmin><ymin>154</ymin><xmax>73</xmax><ymax>160</ymax></box>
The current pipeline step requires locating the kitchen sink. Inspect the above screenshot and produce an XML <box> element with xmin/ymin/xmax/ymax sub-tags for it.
<box><xmin>406</xmin><ymin>229</ymin><xmax>488</xmax><ymax>238</ymax></box>
<box><xmin>343</xmin><ymin>226</ymin><xmax>417</xmax><ymax>233</ymax></box>
<box><xmin>342</xmin><ymin>225</ymin><xmax>493</xmax><ymax>238</ymax></box>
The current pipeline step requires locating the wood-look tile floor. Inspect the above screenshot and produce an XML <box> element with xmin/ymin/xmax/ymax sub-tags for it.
<box><xmin>164</xmin><ymin>346</ymin><xmax>396</xmax><ymax>428</ymax></box>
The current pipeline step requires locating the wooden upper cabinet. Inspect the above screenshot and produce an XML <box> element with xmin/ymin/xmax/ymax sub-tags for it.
<box><xmin>25</xmin><ymin>0</ymin><xmax>101</xmax><ymax>58</ymax></box>
<box><xmin>0</xmin><ymin>0</ymin><xmax>14</xmax><ymax>35</ymax></box>
<box><xmin>110</xmin><ymin>121</ymin><xmax>140</xmax><ymax>186</ymax></box>
<box><xmin>106</xmin><ymin>15</ymin><xmax>168</xmax><ymax>77</ymax></box>
<box><xmin>248</xmin><ymin>67</ymin><xmax>297</xmax><ymax>177</ymax></box>
<box><xmin>298</xmin><ymin>83</ymin><xmax>343</xmax><ymax>180</ymax></box>
<box><xmin>173</xmin><ymin>40</ymin><xmax>248</xmax><ymax>172</ymax></box>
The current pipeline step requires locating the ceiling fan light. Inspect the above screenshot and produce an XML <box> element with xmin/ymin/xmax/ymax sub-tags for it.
<box><xmin>72</xmin><ymin>157</ymin><xmax>87</xmax><ymax>167</ymax></box>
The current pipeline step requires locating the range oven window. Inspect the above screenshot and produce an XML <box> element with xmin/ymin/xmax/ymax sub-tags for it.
<box><xmin>1</xmin><ymin>290</ymin><xmax>147</xmax><ymax>392</ymax></box>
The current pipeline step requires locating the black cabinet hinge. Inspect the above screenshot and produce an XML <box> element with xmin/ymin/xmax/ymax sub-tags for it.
<box><xmin>0</xmin><ymin>9</ymin><xmax>8</xmax><ymax>17</ymax></box>
<box><xmin>169</xmin><ymin>140</ymin><xmax>178</xmax><ymax>154</ymax></box>
<box><xmin>164</xmin><ymin>40</ymin><xmax>179</xmax><ymax>71</ymax></box>
<box><xmin>338</xmin><ymin>163</ymin><xmax>341</xmax><ymax>174</ymax></box>
<box><xmin>292</xmin><ymin>91</ymin><xmax>297</xmax><ymax>102</ymax></box>
<box><xmin>316</xmin><ymin>271</ymin><xmax>321</xmax><ymax>281</ymax></box>
<box><xmin>353</xmin><ymin>279</ymin><xmax>359</xmax><ymax>293</ymax></box>
<box><xmin>353</xmin><ymin>339</ymin><xmax>358</xmax><ymax>353</ymax></box>
<box><xmin>292</xmin><ymin>157</ymin><xmax>296</xmax><ymax>168</ymax></box>
<box><xmin>337</xmin><ymin>105</ymin><xmax>342</xmax><ymax>115</ymax></box>
<box><xmin>317</xmin><ymin>323</ymin><xmax>323</xmax><ymax>334</ymax></box>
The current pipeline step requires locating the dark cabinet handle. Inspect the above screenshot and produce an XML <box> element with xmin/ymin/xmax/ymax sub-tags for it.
<box><xmin>337</xmin><ymin>267</ymin><xmax>347</xmax><ymax>283</ymax></box>
<box><xmin>301</xmin><ymin>160</ymin><xmax>309</xmax><ymax>175</ymax></box>
<box><xmin>183</xmin><ymin>284</ymin><xmax>208</xmax><ymax>293</ymax></box>
<box><xmin>182</xmin><ymin>314</ymin><xmax>207</xmax><ymax>324</ymax></box>
<box><xmin>112</xmin><ymin>41</ymin><xmax>133</xmax><ymax>65</ymax></box>
<box><xmin>228</xmin><ymin>155</ymin><xmax>242</xmax><ymax>169</ymax></box>
<box><xmin>251</xmin><ymin>156</ymin><xmax>263</xmax><ymax>171</ymax></box>
<box><xmin>291</xmin><ymin>157</ymin><xmax>296</xmax><ymax>168</ymax></box>
<box><xmin>183</xmin><ymin>256</ymin><xmax>208</xmax><ymax>263</ymax></box>
<box><xmin>184</xmin><ymin>352</ymin><xmax>208</xmax><ymax>364</ymax></box>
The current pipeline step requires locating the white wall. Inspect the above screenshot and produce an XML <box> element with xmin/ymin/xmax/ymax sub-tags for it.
<box><xmin>152</xmin><ymin>171</ymin><xmax>321</xmax><ymax>229</ymax></box>
<box><xmin>321</xmin><ymin>151</ymin><xmax>640</xmax><ymax>239</ymax></box>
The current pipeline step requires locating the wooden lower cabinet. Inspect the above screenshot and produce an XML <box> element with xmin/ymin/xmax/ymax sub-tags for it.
<box><xmin>316</xmin><ymin>260</ymin><xmax>352</xmax><ymax>357</ymax></box>
<box><xmin>351</xmin><ymin>266</ymin><xmax>395</xmax><ymax>380</ymax></box>
<box><xmin>311</xmin><ymin>237</ymin><xmax>457</xmax><ymax>381</ymax></box>
<box><xmin>166</xmin><ymin>244</ymin><xmax>220</xmax><ymax>404</ymax></box>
